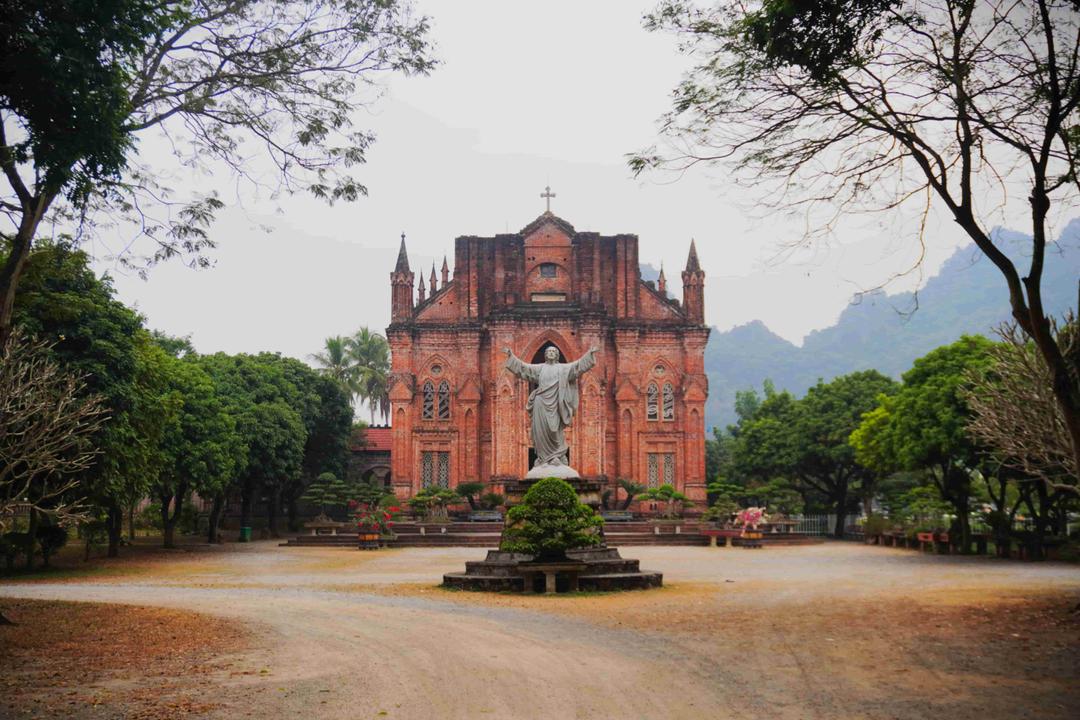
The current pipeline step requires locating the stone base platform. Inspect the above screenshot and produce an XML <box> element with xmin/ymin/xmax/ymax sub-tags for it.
<box><xmin>442</xmin><ymin>545</ymin><xmax>663</xmax><ymax>592</ymax></box>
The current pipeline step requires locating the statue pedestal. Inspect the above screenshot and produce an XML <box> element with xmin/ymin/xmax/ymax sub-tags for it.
<box><xmin>503</xmin><ymin>473</ymin><xmax>603</xmax><ymax>509</ymax></box>
<box><xmin>524</xmin><ymin>463</ymin><xmax>580</xmax><ymax>480</ymax></box>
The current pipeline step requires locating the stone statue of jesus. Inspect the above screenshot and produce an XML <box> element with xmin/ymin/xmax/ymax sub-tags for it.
<box><xmin>503</xmin><ymin>345</ymin><xmax>599</xmax><ymax>478</ymax></box>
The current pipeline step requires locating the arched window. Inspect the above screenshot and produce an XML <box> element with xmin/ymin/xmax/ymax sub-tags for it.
<box><xmin>662</xmin><ymin>383</ymin><xmax>675</xmax><ymax>421</ymax></box>
<box><xmin>646</xmin><ymin>383</ymin><xmax>659</xmax><ymax>421</ymax></box>
<box><xmin>422</xmin><ymin>381</ymin><xmax>435</xmax><ymax>419</ymax></box>
<box><xmin>437</xmin><ymin>380</ymin><xmax>451</xmax><ymax>420</ymax></box>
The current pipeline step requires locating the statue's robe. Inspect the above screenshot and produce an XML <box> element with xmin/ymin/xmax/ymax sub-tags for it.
<box><xmin>505</xmin><ymin>351</ymin><xmax>597</xmax><ymax>468</ymax></box>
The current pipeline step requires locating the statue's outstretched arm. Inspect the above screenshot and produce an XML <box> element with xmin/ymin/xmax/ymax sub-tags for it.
<box><xmin>503</xmin><ymin>347</ymin><xmax>540</xmax><ymax>382</ymax></box>
<box><xmin>568</xmin><ymin>346</ymin><xmax>599</xmax><ymax>381</ymax></box>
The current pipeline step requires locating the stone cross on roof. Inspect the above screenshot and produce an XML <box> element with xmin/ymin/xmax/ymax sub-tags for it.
<box><xmin>540</xmin><ymin>185</ymin><xmax>556</xmax><ymax>213</ymax></box>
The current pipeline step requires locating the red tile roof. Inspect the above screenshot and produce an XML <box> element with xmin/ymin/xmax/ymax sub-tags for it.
<box><xmin>352</xmin><ymin>426</ymin><xmax>391</xmax><ymax>452</ymax></box>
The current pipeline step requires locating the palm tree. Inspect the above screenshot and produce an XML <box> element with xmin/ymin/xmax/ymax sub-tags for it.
<box><xmin>310</xmin><ymin>336</ymin><xmax>357</xmax><ymax>389</ymax></box>
<box><xmin>349</xmin><ymin>328</ymin><xmax>391</xmax><ymax>424</ymax></box>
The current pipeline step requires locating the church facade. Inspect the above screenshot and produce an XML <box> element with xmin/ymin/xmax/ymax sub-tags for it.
<box><xmin>386</xmin><ymin>211</ymin><xmax>709</xmax><ymax>503</ymax></box>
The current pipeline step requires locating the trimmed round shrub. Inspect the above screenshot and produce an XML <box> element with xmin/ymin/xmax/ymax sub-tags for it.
<box><xmin>500</xmin><ymin>477</ymin><xmax>603</xmax><ymax>559</ymax></box>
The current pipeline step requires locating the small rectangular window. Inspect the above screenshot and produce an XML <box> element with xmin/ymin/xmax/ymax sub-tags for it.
<box><xmin>539</xmin><ymin>263</ymin><xmax>557</xmax><ymax>278</ymax></box>
<box><xmin>530</xmin><ymin>292</ymin><xmax>566</xmax><ymax>303</ymax></box>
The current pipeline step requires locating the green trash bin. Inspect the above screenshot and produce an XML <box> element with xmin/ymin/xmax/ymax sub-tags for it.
<box><xmin>239</xmin><ymin>526</ymin><xmax>252</xmax><ymax>542</ymax></box>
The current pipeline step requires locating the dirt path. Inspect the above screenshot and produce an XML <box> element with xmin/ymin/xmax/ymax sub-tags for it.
<box><xmin>2</xmin><ymin>543</ymin><xmax>1079</xmax><ymax>719</ymax></box>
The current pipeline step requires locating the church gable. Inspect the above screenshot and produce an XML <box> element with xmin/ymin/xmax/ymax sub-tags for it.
<box><xmin>522</xmin><ymin>215</ymin><xmax>575</xmax><ymax>303</ymax></box>
<box><xmin>415</xmin><ymin>282</ymin><xmax>460</xmax><ymax>322</ymax></box>
<box><xmin>638</xmin><ymin>282</ymin><xmax>685</xmax><ymax>322</ymax></box>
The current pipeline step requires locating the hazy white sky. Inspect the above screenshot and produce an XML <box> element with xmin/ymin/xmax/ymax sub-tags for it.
<box><xmin>89</xmin><ymin>0</ymin><xmax>1028</xmax><ymax>360</ymax></box>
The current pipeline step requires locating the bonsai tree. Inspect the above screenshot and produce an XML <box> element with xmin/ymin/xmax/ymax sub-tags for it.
<box><xmin>479</xmin><ymin>492</ymin><xmax>505</xmax><ymax>511</ymax></box>
<box><xmin>616</xmin><ymin>479</ymin><xmax>646</xmax><ymax>510</ymax></box>
<box><xmin>701</xmin><ymin>496</ymin><xmax>740</xmax><ymax>526</ymax></box>
<box><xmin>637</xmin><ymin>484</ymin><xmax>694</xmax><ymax>519</ymax></box>
<box><xmin>500</xmin><ymin>477</ymin><xmax>604</xmax><ymax>560</ymax></box>
<box><xmin>406</xmin><ymin>487</ymin><xmax>460</xmax><ymax>522</ymax></box>
<box><xmin>456</xmin><ymin>482</ymin><xmax>487</xmax><ymax>511</ymax></box>
<box><xmin>300</xmin><ymin>472</ymin><xmax>352</xmax><ymax>516</ymax></box>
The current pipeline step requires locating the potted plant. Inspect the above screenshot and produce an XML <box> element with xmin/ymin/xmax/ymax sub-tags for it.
<box><xmin>735</xmin><ymin>506</ymin><xmax>767</xmax><ymax>547</ymax></box>
<box><xmin>351</xmin><ymin>501</ymin><xmax>401</xmax><ymax>550</ymax></box>
<box><xmin>500</xmin><ymin>477</ymin><xmax>603</xmax><ymax>561</ymax></box>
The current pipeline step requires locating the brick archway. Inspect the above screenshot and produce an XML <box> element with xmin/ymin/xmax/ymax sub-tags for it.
<box><xmin>520</xmin><ymin>329</ymin><xmax>580</xmax><ymax>364</ymax></box>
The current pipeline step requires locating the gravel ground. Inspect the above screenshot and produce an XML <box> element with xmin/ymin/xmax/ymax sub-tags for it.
<box><xmin>1</xmin><ymin>541</ymin><xmax>1078</xmax><ymax>720</ymax></box>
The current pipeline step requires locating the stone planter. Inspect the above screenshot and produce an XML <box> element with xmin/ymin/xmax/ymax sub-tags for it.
<box><xmin>357</xmin><ymin>531</ymin><xmax>381</xmax><ymax>550</ymax></box>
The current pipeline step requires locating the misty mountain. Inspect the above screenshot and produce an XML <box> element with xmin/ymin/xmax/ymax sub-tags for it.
<box><xmin>702</xmin><ymin>220</ymin><xmax>1080</xmax><ymax>430</ymax></box>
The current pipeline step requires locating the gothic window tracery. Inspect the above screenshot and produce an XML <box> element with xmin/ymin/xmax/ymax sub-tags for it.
<box><xmin>437</xmin><ymin>380</ymin><xmax>451</xmax><ymax>420</ymax></box>
<box><xmin>646</xmin><ymin>383</ymin><xmax>659</xmax><ymax>421</ymax></box>
<box><xmin>662</xmin><ymin>383</ymin><xmax>675</xmax><ymax>421</ymax></box>
<box><xmin>422</xmin><ymin>380</ymin><xmax>435</xmax><ymax>419</ymax></box>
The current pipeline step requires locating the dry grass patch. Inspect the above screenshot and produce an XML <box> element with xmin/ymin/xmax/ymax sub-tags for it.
<box><xmin>0</xmin><ymin>599</ymin><xmax>251</xmax><ymax>719</ymax></box>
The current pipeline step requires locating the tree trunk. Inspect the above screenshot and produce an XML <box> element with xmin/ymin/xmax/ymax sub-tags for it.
<box><xmin>955</xmin><ymin>496</ymin><xmax>972</xmax><ymax>555</ymax></box>
<box><xmin>207</xmin><ymin>494</ymin><xmax>224</xmax><ymax>544</ymax></box>
<box><xmin>24</xmin><ymin>508</ymin><xmax>38</xmax><ymax>570</ymax></box>
<box><xmin>0</xmin><ymin>189</ymin><xmax>54</xmax><ymax>346</ymax></box>
<box><xmin>161</xmin><ymin>483</ymin><xmax>187</xmax><ymax>549</ymax></box>
<box><xmin>106</xmin><ymin>503</ymin><xmax>122</xmax><ymax>558</ymax></box>
<box><xmin>267</xmin><ymin>486</ymin><xmax>281</xmax><ymax>538</ymax></box>
<box><xmin>287</xmin><ymin>494</ymin><xmax>300</xmax><ymax>533</ymax></box>
<box><xmin>128</xmin><ymin>501</ymin><xmax>136</xmax><ymax>541</ymax></box>
<box><xmin>833</xmin><ymin>484</ymin><xmax>848</xmax><ymax>538</ymax></box>
<box><xmin>239</xmin><ymin>480</ymin><xmax>253</xmax><ymax>538</ymax></box>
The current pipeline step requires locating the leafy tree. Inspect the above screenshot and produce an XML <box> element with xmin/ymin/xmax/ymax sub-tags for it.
<box><xmin>636</xmin><ymin>0</ymin><xmax>1080</xmax><ymax>488</ymax></box>
<box><xmin>154</xmin><ymin>354</ymin><xmax>242</xmax><ymax>548</ymax></box>
<box><xmin>195</xmin><ymin>352</ymin><xmax>300</xmax><ymax>541</ymax></box>
<box><xmin>244</xmin><ymin>401</ymin><xmax>305</xmax><ymax>538</ymax></box>
<box><xmin>286</xmin><ymin>365</ymin><xmax>352</xmax><ymax>531</ymax></box>
<box><xmin>500</xmin><ymin>478</ymin><xmax>604</xmax><ymax>560</ymax></box>
<box><xmin>733</xmin><ymin>371</ymin><xmax>897</xmax><ymax>536</ymax></box>
<box><xmin>1</xmin><ymin>1</ymin><xmax>436</xmax><ymax>343</ymax></box>
<box><xmin>9</xmin><ymin>240</ymin><xmax>170</xmax><ymax>557</ymax></box>
<box><xmin>852</xmin><ymin>336</ymin><xmax>994</xmax><ymax>550</ymax></box>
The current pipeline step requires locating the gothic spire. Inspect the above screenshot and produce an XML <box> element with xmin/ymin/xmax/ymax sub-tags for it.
<box><xmin>685</xmin><ymin>239</ymin><xmax>701</xmax><ymax>273</ymax></box>
<box><xmin>417</xmin><ymin>273</ymin><xmax>426</xmax><ymax>302</ymax></box>
<box><xmin>441</xmin><ymin>255</ymin><xmax>449</xmax><ymax>285</ymax></box>
<box><xmin>657</xmin><ymin>263</ymin><xmax>667</xmax><ymax>294</ymax></box>
<box><xmin>395</xmin><ymin>232</ymin><xmax>411</xmax><ymax>273</ymax></box>
<box><xmin>430</xmin><ymin>263</ymin><xmax>438</xmax><ymax>293</ymax></box>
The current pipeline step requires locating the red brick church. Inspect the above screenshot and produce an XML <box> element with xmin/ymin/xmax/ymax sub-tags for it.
<box><xmin>386</xmin><ymin>208</ymin><xmax>709</xmax><ymax>503</ymax></box>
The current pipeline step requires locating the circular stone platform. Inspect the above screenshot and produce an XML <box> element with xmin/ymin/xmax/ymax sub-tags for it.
<box><xmin>442</xmin><ymin>545</ymin><xmax>663</xmax><ymax>592</ymax></box>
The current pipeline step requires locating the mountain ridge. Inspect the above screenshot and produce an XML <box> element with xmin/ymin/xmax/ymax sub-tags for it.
<box><xmin>702</xmin><ymin>220</ymin><xmax>1080</xmax><ymax>429</ymax></box>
